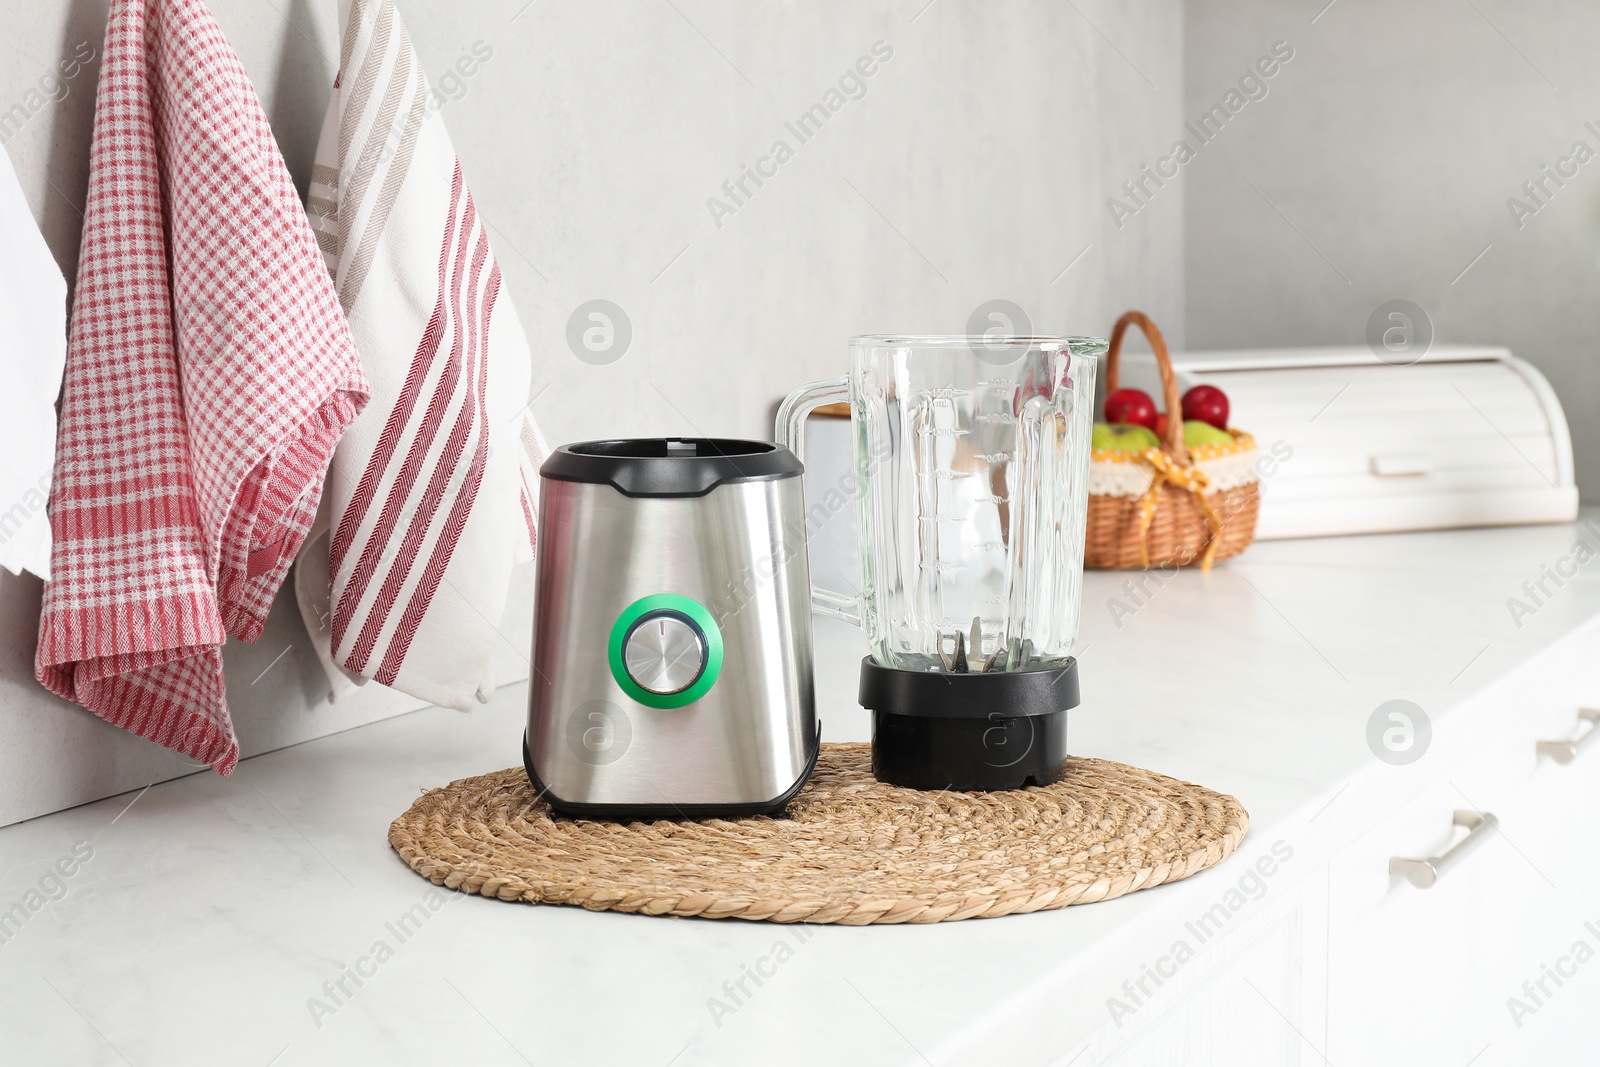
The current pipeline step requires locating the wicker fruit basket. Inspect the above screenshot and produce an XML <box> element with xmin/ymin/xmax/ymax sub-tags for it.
<box><xmin>1085</xmin><ymin>311</ymin><xmax>1260</xmax><ymax>571</ymax></box>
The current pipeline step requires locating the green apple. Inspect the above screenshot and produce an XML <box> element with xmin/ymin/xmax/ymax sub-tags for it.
<box><xmin>1182</xmin><ymin>419</ymin><xmax>1234</xmax><ymax>448</ymax></box>
<box><xmin>1093</xmin><ymin>422</ymin><xmax>1161</xmax><ymax>452</ymax></box>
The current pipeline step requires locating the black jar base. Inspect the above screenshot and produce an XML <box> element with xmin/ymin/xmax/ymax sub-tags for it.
<box><xmin>859</xmin><ymin>657</ymin><xmax>1079</xmax><ymax>792</ymax></box>
<box><xmin>870</xmin><ymin>708</ymin><xmax>1069</xmax><ymax>791</ymax></box>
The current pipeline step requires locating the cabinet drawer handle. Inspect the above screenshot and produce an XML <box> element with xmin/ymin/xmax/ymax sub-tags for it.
<box><xmin>1536</xmin><ymin>708</ymin><xmax>1600</xmax><ymax>764</ymax></box>
<box><xmin>1389</xmin><ymin>810</ymin><xmax>1498</xmax><ymax>889</ymax></box>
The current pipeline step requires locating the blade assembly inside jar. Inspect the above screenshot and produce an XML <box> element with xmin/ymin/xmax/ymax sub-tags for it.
<box><xmin>936</xmin><ymin>617</ymin><xmax>1012</xmax><ymax>673</ymax></box>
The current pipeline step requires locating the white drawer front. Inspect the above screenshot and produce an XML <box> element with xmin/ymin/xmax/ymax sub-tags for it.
<box><xmin>1324</xmin><ymin>627</ymin><xmax>1600</xmax><ymax>1065</ymax></box>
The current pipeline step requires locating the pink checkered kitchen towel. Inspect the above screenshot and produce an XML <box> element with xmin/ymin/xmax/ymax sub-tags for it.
<box><xmin>35</xmin><ymin>0</ymin><xmax>368</xmax><ymax>774</ymax></box>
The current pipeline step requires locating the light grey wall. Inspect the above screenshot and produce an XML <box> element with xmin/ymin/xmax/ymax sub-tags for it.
<box><xmin>1183</xmin><ymin>0</ymin><xmax>1600</xmax><ymax>499</ymax></box>
<box><xmin>0</xmin><ymin>0</ymin><xmax>1184</xmax><ymax>823</ymax></box>
<box><xmin>413</xmin><ymin>0</ymin><xmax>1185</xmax><ymax>445</ymax></box>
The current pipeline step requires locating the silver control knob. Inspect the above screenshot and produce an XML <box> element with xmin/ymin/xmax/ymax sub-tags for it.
<box><xmin>622</xmin><ymin>612</ymin><xmax>707</xmax><ymax>695</ymax></box>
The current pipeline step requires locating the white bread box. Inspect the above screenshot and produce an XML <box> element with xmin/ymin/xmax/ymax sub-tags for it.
<box><xmin>1116</xmin><ymin>344</ymin><xmax>1579</xmax><ymax>539</ymax></box>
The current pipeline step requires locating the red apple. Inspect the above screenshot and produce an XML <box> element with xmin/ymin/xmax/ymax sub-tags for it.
<box><xmin>1104</xmin><ymin>388</ymin><xmax>1157</xmax><ymax>429</ymax></box>
<box><xmin>1153</xmin><ymin>412</ymin><xmax>1169</xmax><ymax>440</ymax></box>
<box><xmin>1181</xmin><ymin>385</ymin><xmax>1229</xmax><ymax>430</ymax></box>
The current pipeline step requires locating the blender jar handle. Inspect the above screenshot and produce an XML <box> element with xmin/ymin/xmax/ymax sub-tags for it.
<box><xmin>775</xmin><ymin>377</ymin><xmax>862</xmax><ymax>627</ymax></box>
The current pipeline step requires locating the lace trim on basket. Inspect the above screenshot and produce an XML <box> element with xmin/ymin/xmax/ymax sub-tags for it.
<box><xmin>1088</xmin><ymin>460</ymin><xmax>1156</xmax><ymax>497</ymax></box>
<box><xmin>1198</xmin><ymin>448</ymin><xmax>1262</xmax><ymax>492</ymax></box>
<box><xmin>1089</xmin><ymin>432</ymin><xmax>1259</xmax><ymax>498</ymax></box>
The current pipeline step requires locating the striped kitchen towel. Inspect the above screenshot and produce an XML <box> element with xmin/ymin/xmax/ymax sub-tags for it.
<box><xmin>0</xmin><ymin>143</ymin><xmax>68</xmax><ymax>580</ymax></box>
<box><xmin>294</xmin><ymin>0</ymin><xmax>547</xmax><ymax>710</ymax></box>
<box><xmin>35</xmin><ymin>0</ymin><xmax>368</xmax><ymax>774</ymax></box>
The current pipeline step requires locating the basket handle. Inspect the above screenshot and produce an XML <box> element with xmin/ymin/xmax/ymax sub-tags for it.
<box><xmin>1106</xmin><ymin>310</ymin><xmax>1189</xmax><ymax>466</ymax></box>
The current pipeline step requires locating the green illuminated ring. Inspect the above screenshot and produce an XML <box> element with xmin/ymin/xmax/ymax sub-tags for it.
<box><xmin>607</xmin><ymin>594</ymin><xmax>723</xmax><ymax>709</ymax></box>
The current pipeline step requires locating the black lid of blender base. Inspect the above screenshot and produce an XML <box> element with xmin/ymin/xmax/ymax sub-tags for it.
<box><xmin>542</xmin><ymin>438</ymin><xmax>803</xmax><ymax>498</ymax></box>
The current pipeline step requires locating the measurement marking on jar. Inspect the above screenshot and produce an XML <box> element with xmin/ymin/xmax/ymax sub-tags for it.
<box><xmin>916</xmin><ymin>426</ymin><xmax>970</xmax><ymax>438</ymax></box>
<box><xmin>916</xmin><ymin>388</ymin><xmax>972</xmax><ymax>400</ymax></box>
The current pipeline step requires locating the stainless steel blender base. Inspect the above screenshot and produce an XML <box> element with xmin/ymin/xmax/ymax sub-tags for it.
<box><xmin>523</xmin><ymin>728</ymin><xmax>820</xmax><ymax>821</ymax></box>
<box><xmin>526</xmin><ymin>439</ymin><xmax>818</xmax><ymax>817</ymax></box>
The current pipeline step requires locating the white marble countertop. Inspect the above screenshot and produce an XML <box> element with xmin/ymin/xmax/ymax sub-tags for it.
<box><xmin>6</xmin><ymin>513</ymin><xmax>1600</xmax><ymax>1067</ymax></box>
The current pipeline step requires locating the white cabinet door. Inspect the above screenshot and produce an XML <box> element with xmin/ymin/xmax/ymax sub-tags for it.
<box><xmin>1460</xmin><ymin>704</ymin><xmax>1600</xmax><ymax>1065</ymax></box>
<box><xmin>1325</xmin><ymin>778</ymin><xmax>1493</xmax><ymax>1065</ymax></box>
<box><xmin>1326</xmin><ymin>717</ymin><xmax>1600</xmax><ymax>1062</ymax></box>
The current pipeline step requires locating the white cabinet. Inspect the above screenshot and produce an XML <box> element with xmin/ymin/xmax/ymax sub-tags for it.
<box><xmin>1324</xmin><ymin>782</ymin><xmax>1475</xmax><ymax>1064</ymax></box>
<box><xmin>1467</xmin><ymin>705</ymin><xmax>1600</xmax><ymax>1065</ymax></box>
<box><xmin>1323</xmin><ymin>778</ymin><xmax>1577</xmax><ymax>1064</ymax></box>
<box><xmin>1322</xmin><ymin>681</ymin><xmax>1600</xmax><ymax>1064</ymax></box>
<box><xmin>1081</xmin><ymin>626</ymin><xmax>1600</xmax><ymax>1066</ymax></box>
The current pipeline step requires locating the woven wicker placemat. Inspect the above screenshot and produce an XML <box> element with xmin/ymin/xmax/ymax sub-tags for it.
<box><xmin>388</xmin><ymin>743</ymin><xmax>1248</xmax><ymax>925</ymax></box>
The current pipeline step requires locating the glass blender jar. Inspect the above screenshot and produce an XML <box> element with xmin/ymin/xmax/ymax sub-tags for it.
<box><xmin>777</xmin><ymin>334</ymin><xmax>1102</xmax><ymax>790</ymax></box>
